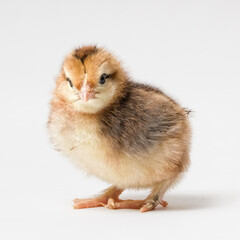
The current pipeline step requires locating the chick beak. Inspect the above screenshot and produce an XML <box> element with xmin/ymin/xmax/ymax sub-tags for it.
<box><xmin>79</xmin><ymin>83</ymin><xmax>95</xmax><ymax>102</ymax></box>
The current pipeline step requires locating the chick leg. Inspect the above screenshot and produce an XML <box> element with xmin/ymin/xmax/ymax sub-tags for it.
<box><xmin>140</xmin><ymin>178</ymin><xmax>174</xmax><ymax>212</ymax></box>
<box><xmin>106</xmin><ymin>178</ymin><xmax>174</xmax><ymax>212</ymax></box>
<box><xmin>73</xmin><ymin>185</ymin><xmax>123</xmax><ymax>209</ymax></box>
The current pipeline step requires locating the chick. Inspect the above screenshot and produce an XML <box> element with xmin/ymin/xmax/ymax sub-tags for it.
<box><xmin>48</xmin><ymin>46</ymin><xmax>191</xmax><ymax>212</ymax></box>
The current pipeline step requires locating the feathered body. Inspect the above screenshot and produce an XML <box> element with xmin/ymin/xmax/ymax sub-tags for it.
<box><xmin>48</xmin><ymin>46</ymin><xmax>191</xmax><ymax>212</ymax></box>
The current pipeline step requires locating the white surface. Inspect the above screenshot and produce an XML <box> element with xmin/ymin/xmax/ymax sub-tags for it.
<box><xmin>0</xmin><ymin>0</ymin><xmax>239</xmax><ymax>239</ymax></box>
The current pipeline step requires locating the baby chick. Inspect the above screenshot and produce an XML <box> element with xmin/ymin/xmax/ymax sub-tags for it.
<box><xmin>48</xmin><ymin>46</ymin><xmax>191</xmax><ymax>212</ymax></box>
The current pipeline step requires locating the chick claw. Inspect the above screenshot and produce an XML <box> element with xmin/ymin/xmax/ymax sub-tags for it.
<box><xmin>160</xmin><ymin>200</ymin><xmax>168</xmax><ymax>207</ymax></box>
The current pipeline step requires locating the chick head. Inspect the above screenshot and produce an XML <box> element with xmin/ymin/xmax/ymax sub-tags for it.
<box><xmin>56</xmin><ymin>46</ymin><xmax>127</xmax><ymax>113</ymax></box>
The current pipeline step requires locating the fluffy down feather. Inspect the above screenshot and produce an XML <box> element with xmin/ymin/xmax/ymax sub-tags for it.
<box><xmin>48</xmin><ymin>46</ymin><xmax>191</xmax><ymax>212</ymax></box>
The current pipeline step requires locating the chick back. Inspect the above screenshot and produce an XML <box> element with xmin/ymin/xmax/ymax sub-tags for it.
<box><xmin>99</xmin><ymin>81</ymin><xmax>190</xmax><ymax>157</ymax></box>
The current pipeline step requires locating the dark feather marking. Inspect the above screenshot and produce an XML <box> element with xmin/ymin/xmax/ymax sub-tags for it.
<box><xmin>100</xmin><ymin>82</ymin><xmax>186</xmax><ymax>155</ymax></box>
<box><xmin>73</xmin><ymin>45</ymin><xmax>98</xmax><ymax>73</ymax></box>
<box><xmin>184</xmin><ymin>108</ymin><xmax>192</xmax><ymax>116</ymax></box>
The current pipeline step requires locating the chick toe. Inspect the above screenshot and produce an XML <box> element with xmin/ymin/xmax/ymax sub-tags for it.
<box><xmin>105</xmin><ymin>199</ymin><xmax>145</xmax><ymax>210</ymax></box>
<box><xmin>73</xmin><ymin>197</ymin><xmax>108</xmax><ymax>209</ymax></box>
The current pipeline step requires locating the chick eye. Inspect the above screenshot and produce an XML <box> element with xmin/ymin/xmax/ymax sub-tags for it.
<box><xmin>99</xmin><ymin>73</ymin><xmax>108</xmax><ymax>85</ymax></box>
<box><xmin>66</xmin><ymin>78</ymin><xmax>73</xmax><ymax>88</ymax></box>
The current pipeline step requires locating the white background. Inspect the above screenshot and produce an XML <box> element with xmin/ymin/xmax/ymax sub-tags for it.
<box><xmin>0</xmin><ymin>0</ymin><xmax>239</xmax><ymax>239</ymax></box>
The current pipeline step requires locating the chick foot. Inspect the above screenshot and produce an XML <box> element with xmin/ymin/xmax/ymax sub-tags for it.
<box><xmin>105</xmin><ymin>198</ymin><xmax>168</xmax><ymax>212</ymax></box>
<box><xmin>140</xmin><ymin>200</ymin><xmax>168</xmax><ymax>213</ymax></box>
<box><xmin>73</xmin><ymin>186</ymin><xmax>123</xmax><ymax>209</ymax></box>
